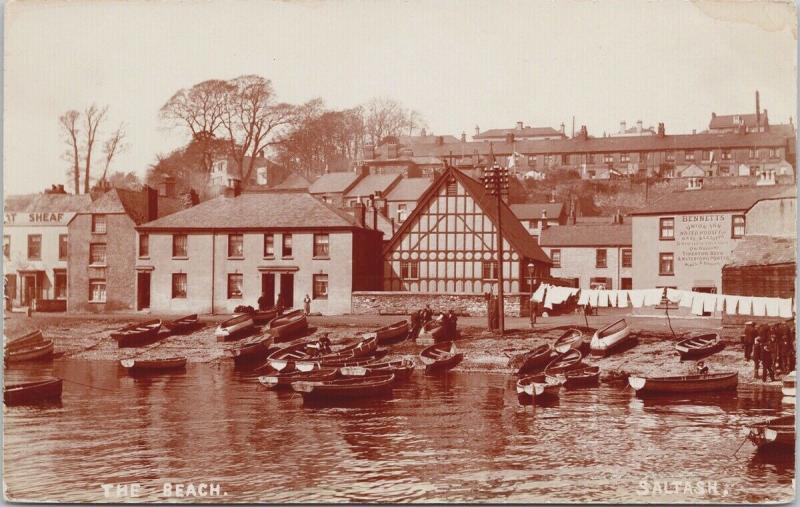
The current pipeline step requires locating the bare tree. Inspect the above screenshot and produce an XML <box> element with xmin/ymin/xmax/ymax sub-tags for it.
<box><xmin>407</xmin><ymin>109</ymin><xmax>427</xmax><ymax>136</ymax></box>
<box><xmin>99</xmin><ymin>123</ymin><xmax>127</xmax><ymax>184</ymax></box>
<box><xmin>59</xmin><ymin>111</ymin><xmax>81</xmax><ymax>194</ymax></box>
<box><xmin>363</xmin><ymin>97</ymin><xmax>423</xmax><ymax>144</ymax></box>
<box><xmin>83</xmin><ymin>104</ymin><xmax>108</xmax><ymax>193</ymax></box>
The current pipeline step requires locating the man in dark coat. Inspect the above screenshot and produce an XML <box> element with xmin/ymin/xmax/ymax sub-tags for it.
<box><xmin>409</xmin><ymin>310</ymin><xmax>421</xmax><ymax>341</ymax></box>
<box><xmin>761</xmin><ymin>337</ymin><xmax>775</xmax><ymax>382</ymax></box>
<box><xmin>752</xmin><ymin>336</ymin><xmax>762</xmax><ymax>379</ymax></box>
<box><xmin>447</xmin><ymin>310</ymin><xmax>458</xmax><ymax>340</ymax></box>
<box><xmin>742</xmin><ymin>322</ymin><xmax>756</xmax><ymax>362</ymax></box>
<box><xmin>257</xmin><ymin>293</ymin><xmax>269</xmax><ymax>311</ymax></box>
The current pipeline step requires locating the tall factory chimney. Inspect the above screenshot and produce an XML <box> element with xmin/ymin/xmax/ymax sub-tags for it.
<box><xmin>756</xmin><ymin>90</ymin><xmax>761</xmax><ymax>133</ymax></box>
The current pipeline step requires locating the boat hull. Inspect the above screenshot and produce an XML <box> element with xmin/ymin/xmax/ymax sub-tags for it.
<box><xmin>5</xmin><ymin>330</ymin><xmax>45</xmax><ymax>352</ymax></box>
<box><xmin>121</xmin><ymin>358</ymin><xmax>187</xmax><ymax>371</ymax></box>
<box><xmin>747</xmin><ymin>415</ymin><xmax>795</xmax><ymax>453</ymax></box>
<box><xmin>164</xmin><ymin>314</ymin><xmax>199</xmax><ymax>334</ymax></box>
<box><xmin>590</xmin><ymin>319</ymin><xmax>632</xmax><ymax>356</ymax></box>
<box><xmin>215</xmin><ymin>315</ymin><xmax>255</xmax><ymax>341</ymax></box>
<box><xmin>5</xmin><ymin>340</ymin><xmax>55</xmax><ymax>363</ymax></box>
<box><xmin>292</xmin><ymin>374</ymin><xmax>395</xmax><ymax>401</ymax></box>
<box><xmin>629</xmin><ymin>372</ymin><xmax>738</xmax><ymax>396</ymax></box>
<box><xmin>675</xmin><ymin>333</ymin><xmax>724</xmax><ymax>360</ymax></box>
<box><xmin>4</xmin><ymin>378</ymin><xmax>63</xmax><ymax>405</ymax></box>
<box><xmin>516</xmin><ymin>344</ymin><xmax>554</xmax><ymax>376</ymax></box>
<box><xmin>564</xmin><ymin>366</ymin><xmax>601</xmax><ymax>388</ymax></box>
<box><xmin>269</xmin><ymin>312</ymin><xmax>308</xmax><ymax>342</ymax></box>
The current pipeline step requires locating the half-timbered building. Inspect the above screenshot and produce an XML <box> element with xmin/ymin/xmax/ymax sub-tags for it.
<box><xmin>382</xmin><ymin>166</ymin><xmax>552</xmax><ymax>295</ymax></box>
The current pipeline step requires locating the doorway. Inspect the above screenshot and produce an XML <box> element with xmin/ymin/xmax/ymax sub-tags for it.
<box><xmin>261</xmin><ymin>273</ymin><xmax>275</xmax><ymax>309</ymax></box>
<box><xmin>22</xmin><ymin>274</ymin><xmax>38</xmax><ymax>306</ymax></box>
<box><xmin>279</xmin><ymin>273</ymin><xmax>294</xmax><ymax>308</ymax></box>
<box><xmin>137</xmin><ymin>272</ymin><xmax>151</xmax><ymax>310</ymax></box>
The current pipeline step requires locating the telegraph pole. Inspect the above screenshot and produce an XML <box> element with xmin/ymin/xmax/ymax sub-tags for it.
<box><xmin>481</xmin><ymin>144</ymin><xmax>509</xmax><ymax>335</ymax></box>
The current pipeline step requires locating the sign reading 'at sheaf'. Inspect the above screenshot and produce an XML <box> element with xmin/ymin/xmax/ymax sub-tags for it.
<box><xmin>675</xmin><ymin>214</ymin><xmax>730</xmax><ymax>267</ymax></box>
<box><xmin>3</xmin><ymin>212</ymin><xmax>76</xmax><ymax>226</ymax></box>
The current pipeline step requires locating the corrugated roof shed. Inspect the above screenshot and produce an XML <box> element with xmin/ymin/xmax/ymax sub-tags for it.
<box><xmin>308</xmin><ymin>172</ymin><xmax>361</xmax><ymax>194</ymax></box>
<box><xmin>726</xmin><ymin>236</ymin><xmax>795</xmax><ymax>267</ymax></box>
<box><xmin>539</xmin><ymin>223</ymin><xmax>632</xmax><ymax>247</ymax></box>
<box><xmin>630</xmin><ymin>185</ymin><xmax>794</xmax><ymax>215</ymax></box>
<box><xmin>510</xmin><ymin>203</ymin><xmax>564</xmax><ymax>220</ymax></box>
<box><xmin>344</xmin><ymin>174</ymin><xmax>401</xmax><ymax>198</ymax></box>
<box><xmin>385</xmin><ymin>178</ymin><xmax>433</xmax><ymax>201</ymax></box>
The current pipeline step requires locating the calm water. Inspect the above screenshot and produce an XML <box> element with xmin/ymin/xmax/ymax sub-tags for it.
<box><xmin>3</xmin><ymin>359</ymin><xmax>795</xmax><ymax>503</ymax></box>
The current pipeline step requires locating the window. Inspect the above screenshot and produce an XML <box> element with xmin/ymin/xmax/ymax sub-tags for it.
<box><xmin>59</xmin><ymin>234</ymin><xmax>68</xmax><ymax>260</ymax></box>
<box><xmin>313</xmin><ymin>234</ymin><xmax>330</xmax><ymax>258</ymax></box>
<box><xmin>227</xmin><ymin>274</ymin><xmax>243</xmax><ymax>299</ymax></box>
<box><xmin>89</xmin><ymin>279</ymin><xmax>106</xmax><ymax>303</ymax></box>
<box><xmin>92</xmin><ymin>214</ymin><xmax>107</xmax><ymax>234</ymax></box>
<box><xmin>263</xmin><ymin>234</ymin><xmax>275</xmax><ymax>257</ymax></box>
<box><xmin>769</xmin><ymin>148</ymin><xmax>777</xmax><ymax>159</ymax></box>
<box><xmin>228</xmin><ymin>234</ymin><xmax>244</xmax><ymax>258</ymax></box>
<box><xmin>282</xmin><ymin>234</ymin><xmax>293</xmax><ymax>258</ymax></box>
<box><xmin>732</xmin><ymin>215</ymin><xmax>746</xmax><ymax>238</ymax></box>
<box><xmin>3</xmin><ymin>235</ymin><xmax>9</xmax><ymax>260</ymax></box>
<box><xmin>27</xmin><ymin>234</ymin><xmax>41</xmax><ymax>260</ymax></box>
<box><xmin>482</xmin><ymin>260</ymin><xmax>498</xmax><ymax>280</ymax></box>
<box><xmin>397</xmin><ymin>204</ymin><xmax>407</xmax><ymax>223</ymax></box>
<box><xmin>665</xmin><ymin>151</ymin><xmax>675</xmax><ymax>162</ymax></box>
<box><xmin>528</xmin><ymin>219</ymin><xmax>538</xmax><ymax>229</ymax></box>
<box><xmin>400</xmin><ymin>261</ymin><xmax>419</xmax><ymax>280</ymax></box>
<box><xmin>721</xmin><ymin>149</ymin><xmax>731</xmax><ymax>160</ymax></box>
<box><xmin>172</xmin><ymin>234</ymin><xmax>188</xmax><ymax>257</ymax></box>
<box><xmin>54</xmin><ymin>271</ymin><xmax>67</xmax><ymax>299</ymax></box>
<box><xmin>621</xmin><ymin>248</ymin><xmax>632</xmax><ymax>268</ymax></box>
<box><xmin>659</xmin><ymin>253</ymin><xmax>675</xmax><ymax>276</ymax></box>
<box><xmin>659</xmin><ymin>217</ymin><xmax>675</xmax><ymax>240</ymax></box>
<box><xmin>703</xmin><ymin>150</ymin><xmax>712</xmax><ymax>161</ymax></box>
<box><xmin>550</xmin><ymin>249</ymin><xmax>561</xmax><ymax>268</ymax></box>
<box><xmin>620</xmin><ymin>153</ymin><xmax>630</xmax><ymax>163</ymax></box>
<box><xmin>313</xmin><ymin>274</ymin><xmax>329</xmax><ymax>299</ymax></box>
<box><xmin>172</xmin><ymin>273</ymin><xmax>187</xmax><ymax>298</ymax></box>
<box><xmin>89</xmin><ymin>243</ymin><xmax>107</xmax><ymax>265</ymax></box>
<box><xmin>621</xmin><ymin>277</ymin><xmax>633</xmax><ymax>290</ymax></box>
<box><xmin>603</xmin><ymin>154</ymin><xmax>614</xmax><ymax>163</ymax></box>
<box><xmin>749</xmin><ymin>148</ymin><xmax>757</xmax><ymax>159</ymax></box>
<box><xmin>528</xmin><ymin>155</ymin><xmax>537</xmax><ymax>168</ymax></box>
<box><xmin>595</xmin><ymin>249</ymin><xmax>607</xmax><ymax>268</ymax></box>
<box><xmin>139</xmin><ymin>234</ymin><xmax>149</xmax><ymax>258</ymax></box>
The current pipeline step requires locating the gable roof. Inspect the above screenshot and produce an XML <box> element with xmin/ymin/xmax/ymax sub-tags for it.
<box><xmin>630</xmin><ymin>184</ymin><xmax>794</xmax><ymax>216</ymax></box>
<box><xmin>383</xmin><ymin>167</ymin><xmax>550</xmax><ymax>264</ymax></box>
<box><xmin>138</xmin><ymin>192</ymin><xmax>368</xmax><ymax>231</ymax></box>
<box><xmin>5</xmin><ymin>192</ymin><xmax>91</xmax><ymax>213</ymax></box>
<box><xmin>308</xmin><ymin>172</ymin><xmax>361</xmax><ymax>194</ymax></box>
<box><xmin>510</xmin><ymin>203</ymin><xmax>564</xmax><ymax>220</ymax></box>
<box><xmin>397</xmin><ymin>134</ymin><xmax>460</xmax><ymax>145</ymax></box>
<box><xmin>385</xmin><ymin>178</ymin><xmax>433</xmax><ymax>201</ymax></box>
<box><xmin>83</xmin><ymin>187</ymin><xmax>183</xmax><ymax>225</ymax></box>
<box><xmin>344</xmin><ymin>174</ymin><xmax>401</xmax><ymax>198</ymax></box>
<box><xmin>540</xmin><ymin>223</ymin><xmax>632</xmax><ymax>247</ymax></box>
<box><xmin>475</xmin><ymin>127</ymin><xmax>565</xmax><ymax>139</ymax></box>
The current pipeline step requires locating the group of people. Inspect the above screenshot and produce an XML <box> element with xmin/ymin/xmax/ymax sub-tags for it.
<box><xmin>742</xmin><ymin>320</ymin><xmax>796</xmax><ymax>382</ymax></box>
<box><xmin>409</xmin><ymin>305</ymin><xmax>459</xmax><ymax>341</ymax></box>
<box><xmin>255</xmin><ymin>292</ymin><xmax>314</xmax><ymax>316</ymax></box>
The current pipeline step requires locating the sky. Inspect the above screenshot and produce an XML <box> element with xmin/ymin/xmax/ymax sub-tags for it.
<box><xmin>3</xmin><ymin>0</ymin><xmax>797</xmax><ymax>195</ymax></box>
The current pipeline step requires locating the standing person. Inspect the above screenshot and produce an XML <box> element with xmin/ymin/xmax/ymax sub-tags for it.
<box><xmin>696</xmin><ymin>360</ymin><xmax>709</xmax><ymax>375</ymax></box>
<box><xmin>752</xmin><ymin>335</ymin><xmax>762</xmax><ymax>379</ymax></box>
<box><xmin>409</xmin><ymin>310</ymin><xmax>421</xmax><ymax>341</ymax></box>
<box><xmin>761</xmin><ymin>337</ymin><xmax>775</xmax><ymax>382</ymax></box>
<box><xmin>585</xmin><ymin>300</ymin><xmax>593</xmax><ymax>318</ymax></box>
<box><xmin>529</xmin><ymin>299</ymin><xmax>538</xmax><ymax>329</ymax></box>
<box><xmin>757</xmin><ymin>323</ymin><xmax>773</xmax><ymax>370</ymax></box>
<box><xmin>276</xmin><ymin>293</ymin><xmax>285</xmax><ymax>315</ymax></box>
<box><xmin>742</xmin><ymin>322</ymin><xmax>756</xmax><ymax>362</ymax></box>
<box><xmin>257</xmin><ymin>292</ymin><xmax>269</xmax><ymax>311</ymax></box>
<box><xmin>303</xmin><ymin>294</ymin><xmax>311</xmax><ymax>315</ymax></box>
<box><xmin>441</xmin><ymin>312</ymin><xmax>452</xmax><ymax>341</ymax></box>
<box><xmin>422</xmin><ymin>304</ymin><xmax>433</xmax><ymax>325</ymax></box>
<box><xmin>447</xmin><ymin>310</ymin><xmax>458</xmax><ymax>340</ymax></box>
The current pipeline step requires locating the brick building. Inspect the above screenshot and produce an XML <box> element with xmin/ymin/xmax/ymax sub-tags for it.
<box><xmin>474</xmin><ymin>121</ymin><xmax>567</xmax><ymax>142</ymax></box>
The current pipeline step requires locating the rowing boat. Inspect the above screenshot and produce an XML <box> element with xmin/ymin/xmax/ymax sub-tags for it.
<box><xmin>296</xmin><ymin>349</ymin><xmax>391</xmax><ymax>372</ymax></box>
<box><xmin>554</xmin><ymin>329</ymin><xmax>586</xmax><ymax>354</ymax></box>
<box><xmin>215</xmin><ymin>314</ymin><xmax>254</xmax><ymax>341</ymax></box>
<box><xmin>258</xmin><ymin>367</ymin><xmax>339</xmax><ymax>389</ymax></box>
<box><xmin>516</xmin><ymin>344</ymin><xmax>555</xmax><ymax>375</ymax></box>
<box><xmin>5</xmin><ymin>330</ymin><xmax>45</xmax><ymax>352</ymax></box>
<box><xmin>253</xmin><ymin>308</ymin><xmax>280</xmax><ymax>325</ymax></box>
<box><xmin>544</xmin><ymin>349</ymin><xmax>582</xmax><ymax>375</ymax></box>
<box><xmin>590</xmin><ymin>319</ymin><xmax>631</xmax><ymax>356</ymax></box>
<box><xmin>120</xmin><ymin>357</ymin><xmax>187</xmax><ymax>371</ymax></box>
<box><xmin>747</xmin><ymin>415</ymin><xmax>795</xmax><ymax>453</ymax></box>
<box><xmin>675</xmin><ymin>333</ymin><xmax>724</xmax><ymax>360</ymax></box>
<box><xmin>516</xmin><ymin>373</ymin><xmax>563</xmax><ymax>405</ymax></box>
<box><xmin>232</xmin><ymin>334</ymin><xmax>274</xmax><ymax>363</ymax></box>
<box><xmin>628</xmin><ymin>372</ymin><xmax>738</xmax><ymax>396</ymax></box>
<box><xmin>563</xmin><ymin>366</ymin><xmax>601</xmax><ymax>388</ymax></box>
<box><xmin>419</xmin><ymin>341</ymin><xmax>463</xmax><ymax>374</ymax></box>
<box><xmin>371</xmin><ymin>320</ymin><xmax>410</xmax><ymax>345</ymax></box>
<box><xmin>5</xmin><ymin>340</ymin><xmax>55</xmax><ymax>363</ymax></box>
<box><xmin>164</xmin><ymin>314</ymin><xmax>199</xmax><ymax>334</ymax></box>
<box><xmin>262</xmin><ymin>340</ymin><xmax>313</xmax><ymax>372</ymax></box>
<box><xmin>299</xmin><ymin>335</ymin><xmax>378</xmax><ymax>364</ymax></box>
<box><xmin>4</xmin><ymin>378</ymin><xmax>62</xmax><ymax>405</ymax></box>
<box><xmin>111</xmin><ymin>319</ymin><xmax>162</xmax><ymax>348</ymax></box>
<box><xmin>292</xmin><ymin>373</ymin><xmax>396</xmax><ymax>401</ymax></box>
<box><xmin>340</xmin><ymin>358</ymin><xmax>416</xmax><ymax>381</ymax></box>
<box><xmin>268</xmin><ymin>309</ymin><xmax>308</xmax><ymax>342</ymax></box>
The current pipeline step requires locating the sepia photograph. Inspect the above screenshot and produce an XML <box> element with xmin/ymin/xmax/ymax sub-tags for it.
<box><xmin>2</xmin><ymin>0</ymin><xmax>797</xmax><ymax>503</ymax></box>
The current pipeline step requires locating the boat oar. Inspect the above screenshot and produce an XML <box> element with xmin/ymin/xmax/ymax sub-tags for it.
<box><xmin>732</xmin><ymin>435</ymin><xmax>750</xmax><ymax>457</ymax></box>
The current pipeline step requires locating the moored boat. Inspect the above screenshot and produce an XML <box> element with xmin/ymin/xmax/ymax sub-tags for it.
<box><xmin>111</xmin><ymin>320</ymin><xmax>162</xmax><ymax>348</ymax></box>
<box><xmin>215</xmin><ymin>314</ymin><xmax>254</xmax><ymax>341</ymax></box>
<box><xmin>516</xmin><ymin>373</ymin><xmax>563</xmax><ymax>405</ymax></box>
<box><xmin>563</xmin><ymin>366</ymin><xmax>601</xmax><ymax>388</ymax></box>
<box><xmin>747</xmin><ymin>415</ymin><xmax>795</xmax><ymax>453</ymax></box>
<box><xmin>295</xmin><ymin>349</ymin><xmax>391</xmax><ymax>372</ymax></box>
<box><xmin>781</xmin><ymin>371</ymin><xmax>795</xmax><ymax>398</ymax></box>
<box><xmin>291</xmin><ymin>373</ymin><xmax>396</xmax><ymax>401</ymax></box>
<box><xmin>262</xmin><ymin>340</ymin><xmax>314</xmax><ymax>372</ymax></box>
<box><xmin>590</xmin><ymin>319</ymin><xmax>632</xmax><ymax>356</ymax></box>
<box><xmin>554</xmin><ymin>329</ymin><xmax>586</xmax><ymax>354</ymax></box>
<box><xmin>675</xmin><ymin>333</ymin><xmax>724</xmax><ymax>360</ymax></box>
<box><xmin>4</xmin><ymin>378</ymin><xmax>63</xmax><ymax>405</ymax></box>
<box><xmin>164</xmin><ymin>314</ymin><xmax>199</xmax><ymax>334</ymax></box>
<box><xmin>544</xmin><ymin>349</ymin><xmax>582</xmax><ymax>375</ymax></box>
<box><xmin>232</xmin><ymin>334</ymin><xmax>274</xmax><ymax>363</ymax></box>
<box><xmin>371</xmin><ymin>320</ymin><xmax>410</xmax><ymax>345</ymax></box>
<box><xmin>120</xmin><ymin>357</ymin><xmax>187</xmax><ymax>371</ymax></box>
<box><xmin>5</xmin><ymin>340</ymin><xmax>55</xmax><ymax>363</ymax></box>
<box><xmin>516</xmin><ymin>344</ymin><xmax>555</xmax><ymax>375</ymax></box>
<box><xmin>268</xmin><ymin>309</ymin><xmax>308</xmax><ymax>342</ymax></box>
<box><xmin>420</xmin><ymin>341</ymin><xmax>463</xmax><ymax>374</ymax></box>
<box><xmin>253</xmin><ymin>308</ymin><xmax>279</xmax><ymax>325</ymax></box>
<box><xmin>340</xmin><ymin>358</ymin><xmax>415</xmax><ymax>381</ymax></box>
<box><xmin>628</xmin><ymin>371</ymin><xmax>738</xmax><ymax>396</ymax></box>
<box><xmin>258</xmin><ymin>367</ymin><xmax>339</xmax><ymax>389</ymax></box>
<box><xmin>5</xmin><ymin>330</ymin><xmax>45</xmax><ymax>352</ymax></box>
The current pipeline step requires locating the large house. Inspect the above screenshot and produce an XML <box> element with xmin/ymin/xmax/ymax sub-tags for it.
<box><xmin>474</xmin><ymin>122</ymin><xmax>567</xmax><ymax>142</ymax></box>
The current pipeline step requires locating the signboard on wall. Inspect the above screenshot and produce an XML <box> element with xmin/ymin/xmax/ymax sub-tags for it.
<box><xmin>675</xmin><ymin>214</ymin><xmax>730</xmax><ymax>268</ymax></box>
<box><xmin>3</xmin><ymin>212</ymin><xmax>76</xmax><ymax>226</ymax></box>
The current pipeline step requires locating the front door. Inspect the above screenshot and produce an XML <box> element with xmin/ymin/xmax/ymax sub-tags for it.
<box><xmin>22</xmin><ymin>274</ymin><xmax>37</xmax><ymax>306</ymax></box>
<box><xmin>137</xmin><ymin>272</ymin><xmax>151</xmax><ymax>310</ymax></box>
<box><xmin>261</xmin><ymin>273</ymin><xmax>275</xmax><ymax>309</ymax></box>
<box><xmin>279</xmin><ymin>273</ymin><xmax>294</xmax><ymax>309</ymax></box>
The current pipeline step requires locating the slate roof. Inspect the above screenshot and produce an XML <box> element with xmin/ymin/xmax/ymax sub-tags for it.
<box><xmin>396</xmin><ymin>134</ymin><xmax>460</xmax><ymax>145</ymax></box>
<box><xmin>385</xmin><ymin>178</ymin><xmax>433</xmax><ymax>201</ymax></box>
<box><xmin>5</xmin><ymin>193</ymin><xmax>91</xmax><ymax>213</ymax></box>
<box><xmin>709</xmin><ymin>113</ymin><xmax>768</xmax><ymax>130</ymax></box>
<box><xmin>308</xmin><ymin>172</ymin><xmax>361</xmax><ymax>194</ymax></box>
<box><xmin>510</xmin><ymin>203</ymin><xmax>565</xmax><ymax>220</ymax></box>
<box><xmin>271</xmin><ymin>173</ymin><xmax>310</xmax><ymax>190</ymax></box>
<box><xmin>138</xmin><ymin>192</ymin><xmax>367</xmax><ymax>231</ymax></box>
<box><xmin>726</xmin><ymin>235</ymin><xmax>795</xmax><ymax>267</ymax></box>
<box><xmin>539</xmin><ymin>223</ymin><xmax>632</xmax><ymax>247</ymax></box>
<box><xmin>344</xmin><ymin>174</ymin><xmax>401</xmax><ymax>198</ymax></box>
<box><xmin>83</xmin><ymin>188</ymin><xmax>183</xmax><ymax>225</ymax></box>
<box><xmin>475</xmin><ymin>127</ymin><xmax>565</xmax><ymax>139</ymax></box>
<box><xmin>630</xmin><ymin>184</ymin><xmax>795</xmax><ymax>216</ymax></box>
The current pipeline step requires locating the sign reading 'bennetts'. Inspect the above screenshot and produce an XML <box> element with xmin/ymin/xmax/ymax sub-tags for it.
<box><xmin>675</xmin><ymin>214</ymin><xmax>730</xmax><ymax>267</ymax></box>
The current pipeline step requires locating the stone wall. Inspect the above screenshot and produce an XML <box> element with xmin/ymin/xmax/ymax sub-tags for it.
<box><xmin>352</xmin><ymin>291</ymin><xmax>525</xmax><ymax>317</ymax></box>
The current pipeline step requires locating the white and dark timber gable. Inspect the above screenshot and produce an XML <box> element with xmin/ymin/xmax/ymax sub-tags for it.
<box><xmin>383</xmin><ymin>167</ymin><xmax>552</xmax><ymax>293</ymax></box>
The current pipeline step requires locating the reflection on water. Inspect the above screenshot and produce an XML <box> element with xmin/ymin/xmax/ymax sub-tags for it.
<box><xmin>3</xmin><ymin>359</ymin><xmax>794</xmax><ymax>503</ymax></box>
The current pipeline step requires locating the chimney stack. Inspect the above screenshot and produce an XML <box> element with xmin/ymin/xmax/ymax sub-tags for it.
<box><xmin>560</xmin><ymin>123</ymin><xmax>565</xmax><ymax>135</ymax></box>
<box><xmin>144</xmin><ymin>185</ymin><xmax>159</xmax><ymax>221</ymax></box>
<box><xmin>159</xmin><ymin>175</ymin><xmax>176</xmax><ymax>197</ymax></box>
<box><xmin>475</xmin><ymin>125</ymin><xmax>480</xmax><ymax>137</ymax></box>
<box><xmin>353</xmin><ymin>202</ymin><xmax>366</xmax><ymax>227</ymax></box>
<box><xmin>516</xmin><ymin>121</ymin><xmax>523</xmax><ymax>130</ymax></box>
<box><xmin>756</xmin><ymin>90</ymin><xmax>761</xmax><ymax>132</ymax></box>
<box><xmin>579</xmin><ymin>125</ymin><xmax>588</xmax><ymax>140</ymax></box>
<box><xmin>620</xmin><ymin>121</ymin><xmax>627</xmax><ymax>133</ymax></box>
<box><xmin>435</xmin><ymin>135</ymin><xmax>444</xmax><ymax>146</ymax></box>
<box><xmin>657</xmin><ymin>122</ymin><xmax>665</xmax><ymax>137</ymax></box>
<box><xmin>549</xmin><ymin>190</ymin><xmax>556</xmax><ymax>203</ymax></box>
<box><xmin>461</xmin><ymin>131</ymin><xmax>466</xmax><ymax>142</ymax></box>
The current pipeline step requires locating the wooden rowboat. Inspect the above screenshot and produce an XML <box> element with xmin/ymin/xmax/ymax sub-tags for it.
<box><xmin>111</xmin><ymin>320</ymin><xmax>162</xmax><ymax>348</ymax></box>
<box><xmin>420</xmin><ymin>316</ymin><xmax>445</xmax><ymax>341</ymax></box>
<box><xmin>292</xmin><ymin>373</ymin><xmax>396</xmax><ymax>401</ymax></box>
<box><xmin>120</xmin><ymin>357</ymin><xmax>187</xmax><ymax>371</ymax></box>
<box><xmin>302</xmin><ymin>335</ymin><xmax>378</xmax><ymax>363</ymax></box>
<box><xmin>253</xmin><ymin>308</ymin><xmax>279</xmax><ymax>325</ymax></box>
<box><xmin>164</xmin><ymin>314</ymin><xmax>199</xmax><ymax>334</ymax></box>
<box><xmin>554</xmin><ymin>329</ymin><xmax>586</xmax><ymax>354</ymax></box>
<box><xmin>258</xmin><ymin>367</ymin><xmax>339</xmax><ymax>389</ymax></box>
<box><xmin>5</xmin><ymin>340</ymin><xmax>55</xmax><ymax>363</ymax></box>
<box><xmin>675</xmin><ymin>333</ymin><xmax>724</xmax><ymax>360</ymax></box>
<box><xmin>5</xmin><ymin>330</ymin><xmax>45</xmax><ymax>352</ymax></box>
<box><xmin>517</xmin><ymin>344</ymin><xmax>555</xmax><ymax>375</ymax></box>
<box><xmin>590</xmin><ymin>319</ymin><xmax>631</xmax><ymax>356</ymax></box>
<box><xmin>516</xmin><ymin>373</ymin><xmax>563</xmax><ymax>405</ymax></box>
<box><xmin>4</xmin><ymin>378</ymin><xmax>62</xmax><ymax>405</ymax></box>
<box><xmin>262</xmin><ymin>340</ymin><xmax>314</xmax><ymax>372</ymax></box>
<box><xmin>232</xmin><ymin>334</ymin><xmax>274</xmax><ymax>363</ymax></box>
<box><xmin>420</xmin><ymin>341</ymin><xmax>463</xmax><ymax>374</ymax></box>
<box><xmin>370</xmin><ymin>320</ymin><xmax>410</xmax><ymax>345</ymax></box>
<box><xmin>563</xmin><ymin>366</ymin><xmax>601</xmax><ymax>388</ymax></box>
<box><xmin>215</xmin><ymin>314</ymin><xmax>254</xmax><ymax>341</ymax></box>
<box><xmin>628</xmin><ymin>372</ymin><xmax>738</xmax><ymax>396</ymax></box>
<box><xmin>544</xmin><ymin>349</ymin><xmax>582</xmax><ymax>375</ymax></box>
<box><xmin>747</xmin><ymin>415</ymin><xmax>795</xmax><ymax>453</ymax></box>
<box><xmin>340</xmin><ymin>358</ymin><xmax>415</xmax><ymax>381</ymax></box>
<box><xmin>296</xmin><ymin>350</ymin><xmax>391</xmax><ymax>372</ymax></box>
<box><xmin>268</xmin><ymin>309</ymin><xmax>308</xmax><ymax>342</ymax></box>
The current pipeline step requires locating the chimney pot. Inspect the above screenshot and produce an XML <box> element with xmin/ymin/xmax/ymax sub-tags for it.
<box><xmin>475</xmin><ymin>125</ymin><xmax>480</xmax><ymax>137</ymax></box>
<box><xmin>516</xmin><ymin>121</ymin><xmax>523</xmax><ymax>130</ymax></box>
<box><xmin>353</xmin><ymin>202</ymin><xmax>366</xmax><ymax>227</ymax></box>
<box><xmin>560</xmin><ymin>123</ymin><xmax>565</xmax><ymax>134</ymax></box>
<box><xmin>461</xmin><ymin>131</ymin><xmax>466</xmax><ymax>142</ymax></box>
<box><xmin>620</xmin><ymin>121</ymin><xmax>626</xmax><ymax>133</ymax></box>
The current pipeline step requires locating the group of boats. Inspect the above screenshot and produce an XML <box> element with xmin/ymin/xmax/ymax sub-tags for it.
<box><xmin>4</xmin><ymin>330</ymin><xmax>55</xmax><ymax>363</ymax></box>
